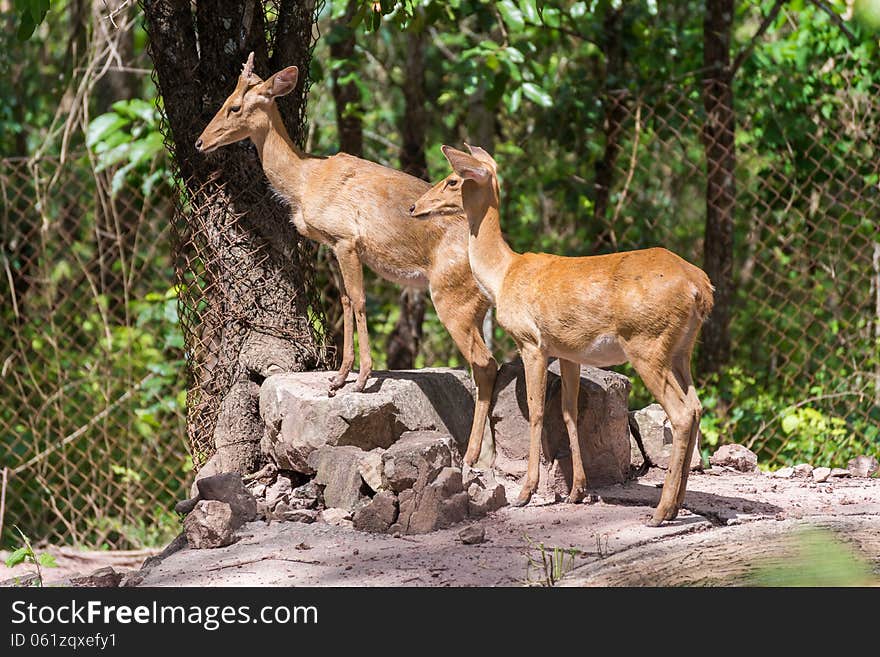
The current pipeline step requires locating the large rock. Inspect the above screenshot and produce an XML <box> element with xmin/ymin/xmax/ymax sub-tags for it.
<box><xmin>382</xmin><ymin>431</ymin><xmax>461</xmax><ymax>493</ymax></box>
<box><xmin>629</xmin><ymin>404</ymin><xmax>702</xmax><ymax>470</ymax></box>
<box><xmin>184</xmin><ymin>500</ymin><xmax>237</xmax><ymax>549</ymax></box>
<box><xmin>260</xmin><ymin>369</ymin><xmax>485</xmax><ymax>474</ymax></box>
<box><xmin>489</xmin><ymin>358</ymin><xmax>631</xmax><ymax>493</ymax></box>
<box><xmin>307</xmin><ymin>446</ymin><xmax>371</xmax><ymax>513</ymax></box>
<box><xmin>195</xmin><ymin>473</ymin><xmax>257</xmax><ymax>529</ymax></box>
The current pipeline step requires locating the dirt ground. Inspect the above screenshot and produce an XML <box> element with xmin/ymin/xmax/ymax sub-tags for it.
<box><xmin>135</xmin><ymin>467</ymin><xmax>880</xmax><ymax>586</ymax></box>
<box><xmin>3</xmin><ymin>467</ymin><xmax>877</xmax><ymax>587</ymax></box>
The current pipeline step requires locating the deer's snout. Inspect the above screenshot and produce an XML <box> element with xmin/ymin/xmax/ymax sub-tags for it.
<box><xmin>195</xmin><ymin>138</ymin><xmax>204</xmax><ymax>152</ymax></box>
<box><xmin>408</xmin><ymin>204</ymin><xmax>416</xmax><ymax>215</ymax></box>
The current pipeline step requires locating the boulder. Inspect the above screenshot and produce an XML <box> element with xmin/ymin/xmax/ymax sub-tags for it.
<box><xmin>195</xmin><ymin>473</ymin><xmax>258</xmax><ymax>529</ymax></box>
<box><xmin>184</xmin><ymin>500</ymin><xmax>237</xmax><ymax>549</ymax></box>
<box><xmin>489</xmin><ymin>358</ymin><xmax>631</xmax><ymax>493</ymax></box>
<box><xmin>290</xmin><ymin>480</ymin><xmax>322</xmax><ymax>509</ymax></box>
<box><xmin>260</xmin><ymin>369</ymin><xmax>483</xmax><ymax>474</ymax></box>
<box><xmin>352</xmin><ymin>491</ymin><xmax>399</xmax><ymax>533</ymax></box>
<box><xmin>308</xmin><ymin>446</ymin><xmax>371</xmax><ymax>513</ymax></box>
<box><xmin>273</xmin><ymin>505</ymin><xmax>318</xmax><ymax>523</ymax></box>
<box><xmin>709</xmin><ymin>444</ymin><xmax>758</xmax><ymax>473</ymax></box>
<box><xmin>629</xmin><ymin>403</ymin><xmax>702</xmax><ymax>470</ymax></box>
<box><xmin>382</xmin><ymin>431</ymin><xmax>460</xmax><ymax>493</ymax></box>
<box><xmin>847</xmin><ymin>455</ymin><xmax>879</xmax><ymax>478</ymax></box>
<box><xmin>263</xmin><ymin>473</ymin><xmax>295</xmax><ymax>511</ymax></box>
<box><xmin>320</xmin><ymin>508</ymin><xmax>352</xmax><ymax>526</ymax></box>
<box><xmin>395</xmin><ymin>467</ymin><xmax>470</xmax><ymax>534</ymax></box>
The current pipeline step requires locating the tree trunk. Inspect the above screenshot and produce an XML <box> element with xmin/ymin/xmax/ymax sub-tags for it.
<box><xmin>142</xmin><ymin>0</ymin><xmax>325</xmax><ymax>474</ymax></box>
<box><xmin>330</xmin><ymin>0</ymin><xmax>363</xmax><ymax>157</ymax></box>
<box><xmin>592</xmin><ymin>6</ymin><xmax>627</xmax><ymax>244</ymax></box>
<box><xmin>699</xmin><ymin>0</ymin><xmax>736</xmax><ymax>375</ymax></box>
<box><xmin>387</xmin><ymin>19</ymin><xmax>428</xmax><ymax>370</ymax></box>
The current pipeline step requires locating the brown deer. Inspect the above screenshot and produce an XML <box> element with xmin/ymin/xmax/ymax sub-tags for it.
<box><xmin>195</xmin><ymin>55</ymin><xmax>497</xmax><ymax>467</ymax></box>
<box><xmin>412</xmin><ymin>145</ymin><xmax>714</xmax><ymax>526</ymax></box>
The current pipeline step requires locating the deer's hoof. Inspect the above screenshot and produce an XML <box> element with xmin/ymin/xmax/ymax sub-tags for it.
<box><xmin>565</xmin><ymin>489</ymin><xmax>586</xmax><ymax>504</ymax></box>
<box><xmin>512</xmin><ymin>489</ymin><xmax>533</xmax><ymax>507</ymax></box>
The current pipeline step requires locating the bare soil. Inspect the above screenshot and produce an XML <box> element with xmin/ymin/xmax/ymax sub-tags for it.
<box><xmin>131</xmin><ymin>467</ymin><xmax>880</xmax><ymax>587</ymax></box>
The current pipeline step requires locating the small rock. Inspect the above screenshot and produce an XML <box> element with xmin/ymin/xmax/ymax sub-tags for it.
<box><xmin>290</xmin><ymin>480</ymin><xmax>322</xmax><ymax>508</ymax></box>
<box><xmin>279</xmin><ymin>508</ymin><xmax>319</xmax><ymax>523</ymax></box>
<box><xmin>793</xmin><ymin>463</ymin><xmax>814</xmax><ymax>478</ymax></box>
<box><xmin>321</xmin><ymin>508</ymin><xmax>353</xmax><ymax>525</ymax></box>
<box><xmin>119</xmin><ymin>571</ymin><xmax>145</xmax><ymax>587</ymax></box>
<box><xmin>847</xmin><ymin>455</ymin><xmax>879</xmax><ymax>478</ymax></box>
<box><xmin>195</xmin><ymin>473</ymin><xmax>258</xmax><ymax>529</ymax></box>
<box><xmin>709</xmin><ymin>444</ymin><xmax>758</xmax><ymax>473</ymax></box>
<box><xmin>264</xmin><ymin>473</ymin><xmax>295</xmax><ymax>509</ymax></box>
<box><xmin>69</xmin><ymin>566</ymin><xmax>122</xmax><ymax>588</ymax></box>
<box><xmin>352</xmin><ymin>491</ymin><xmax>399</xmax><ymax>533</ymax></box>
<box><xmin>812</xmin><ymin>466</ymin><xmax>832</xmax><ymax>483</ymax></box>
<box><xmin>467</xmin><ymin>470</ymin><xmax>507</xmax><ymax>517</ymax></box>
<box><xmin>459</xmin><ymin>524</ymin><xmax>486</xmax><ymax>545</ymax></box>
<box><xmin>829</xmin><ymin>468</ymin><xmax>851</xmax><ymax>478</ymax></box>
<box><xmin>184</xmin><ymin>500</ymin><xmax>237</xmax><ymax>549</ymax></box>
<box><xmin>773</xmin><ymin>466</ymin><xmax>794</xmax><ymax>479</ymax></box>
<box><xmin>358</xmin><ymin>449</ymin><xmax>386</xmax><ymax>493</ymax></box>
<box><xmin>174</xmin><ymin>496</ymin><xmax>200</xmax><ymax>515</ymax></box>
<box><xmin>398</xmin><ymin>467</ymin><xmax>469</xmax><ymax>534</ymax></box>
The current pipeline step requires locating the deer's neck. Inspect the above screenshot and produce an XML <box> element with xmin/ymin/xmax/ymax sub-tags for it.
<box><xmin>251</xmin><ymin>106</ymin><xmax>305</xmax><ymax>202</ymax></box>
<box><xmin>467</xmin><ymin>201</ymin><xmax>516</xmax><ymax>304</ymax></box>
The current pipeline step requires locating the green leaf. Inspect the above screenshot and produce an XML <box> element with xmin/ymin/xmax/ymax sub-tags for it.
<box><xmin>5</xmin><ymin>547</ymin><xmax>29</xmax><ymax>568</ymax></box>
<box><xmin>497</xmin><ymin>0</ymin><xmax>525</xmax><ymax>31</ymax></box>
<box><xmin>37</xmin><ymin>553</ymin><xmax>57</xmax><ymax>568</ymax></box>
<box><xmin>87</xmin><ymin>113</ymin><xmax>129</xmax><ymax>149</ymax></box>
<box><xmin>521</xmin><ymin>82</ymin><xmax>552</xmax><ymax>107</ymax></box>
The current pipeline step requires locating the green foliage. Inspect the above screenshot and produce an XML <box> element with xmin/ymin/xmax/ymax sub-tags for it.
<box><xmin>87</xmin><ymin>99</ymin><xmax>168</xmax><ymax>197</ymax></box>
<box><xmin>5</xmin><ymin>527</ymin><xmax>57</xmax><ymax>587</ymax></box>
<box><xmin>12</xmin><ymin>0</ymin><xmax>51</xmax><ymax>41</ymax></box>
<box><xmin>522</xmin><ymin>538</ymin><xmax>582</xmax><ymax>587</ymax></box>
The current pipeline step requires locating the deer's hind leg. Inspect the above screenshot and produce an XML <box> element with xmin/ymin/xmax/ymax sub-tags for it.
<box><xmin>626</xmin><ymin>337</ymin><xmax>699</xmax><ymax>526</ymax></box>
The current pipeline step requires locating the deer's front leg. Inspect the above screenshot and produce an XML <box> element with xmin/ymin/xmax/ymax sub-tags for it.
<box><xmin>559</xmin><ymin>359</ymin><xmax>587</xmax><ymax>503</ymax></box>
<box><xmin>333</xmin><ymin>243</ymin><xmax>372</xmax><ymax>394</ymax></box>
<box><xmin>328</xmin><ymin>292</ymin><xmax>354</xmax><ymax>395</ymax></box>
<box><xmin>513</xmin><ymin>345</ymin><xmax>547</xmax><ymax>507</ymax></box>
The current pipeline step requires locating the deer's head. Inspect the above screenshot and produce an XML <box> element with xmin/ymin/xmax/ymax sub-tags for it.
<box><xmin>411</xmin><ymin>144</ymin><xmax>498</xmax><ymax>226</ymax></box>
<box><xmin>195</xmin><ymin>52</ymin><xmax>299</xmax><ymax>153</ymax></box>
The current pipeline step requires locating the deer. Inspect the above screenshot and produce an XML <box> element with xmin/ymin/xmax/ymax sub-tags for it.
<box><xmin>194</xmin><ymin>54</ymin><xmax>497</xmax><ymax>468</ymax></box>
<box><xmin>411</xmin><ymin>144</ymin><xmax>714</xmax><ymax>526</ymax></box>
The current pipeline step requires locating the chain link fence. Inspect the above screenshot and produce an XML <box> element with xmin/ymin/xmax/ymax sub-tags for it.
<box><xmin>1</xmin><ymin>154</ymin><xmax>189</xmax><ymax>549</ymax></box>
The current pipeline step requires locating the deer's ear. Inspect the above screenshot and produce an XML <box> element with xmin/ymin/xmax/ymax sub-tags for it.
<box><xmin>464</xmin><ymin>143</ymin><xmax>498</xmax><ymax>171</ymax></box>
<box><xmin>441</xmin><ymin>145</ymin><xmax>491</xmax><ymax>185</ymax></box>
<box><xmin>262</xmin><ymin>66</ymin><xmax>299</xmax><ymax>99</ymax></box>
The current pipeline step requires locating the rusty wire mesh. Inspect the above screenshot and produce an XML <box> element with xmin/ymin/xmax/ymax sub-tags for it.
<box><xmin>580</xmin><ymin>76</ymin><xmax>880</xmax><ymax>467</ymax></box>
<box><xmin>0</xmin><ymin>153</ymin><xmax>189</xmax><ymax>549</ymax></box>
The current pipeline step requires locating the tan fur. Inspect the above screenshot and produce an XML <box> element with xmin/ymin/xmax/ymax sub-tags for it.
<box><xmin>196</xmin><ymin>59</ymin><xmax>498</xmax><ymax>467</ymax></box>
<box><xmin>414</xmin><ymin>145</ymin><xmax>714</xmax><ymax>525</ymax></box>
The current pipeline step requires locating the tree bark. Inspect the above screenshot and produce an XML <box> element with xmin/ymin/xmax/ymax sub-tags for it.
<box><xmin>387</xmin><ymin>19</ymin><xmax>429</xmax><ymax>370</ymax></box>
<box><xmin>592</xmin><ymin>6</ymin><xmax>627</xmax><ymax>240</ymax></box>
<box><xmin>699</xmin><ymin>0</ymin><xmax>736</xmax><ymax>374</ymax></box>
<box><xmin>142</xmin><ymin>0</ymin><xmax>324</xmax><ymax>474</ymax></box>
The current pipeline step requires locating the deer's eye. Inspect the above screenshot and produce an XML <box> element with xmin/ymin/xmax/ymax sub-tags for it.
<box><xmin>448</xmin><ymin>179</ymin><xmax>459</xmax><ymax>188</ymax></box>
<box><xmin>230</xmin><ymin>105</ymin><xmax>242</xmax><ymax>113</ymax></box>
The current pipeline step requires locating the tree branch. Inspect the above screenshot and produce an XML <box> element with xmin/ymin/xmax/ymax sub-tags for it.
<box><xmin>731</xmin><ymin>0</ymin><xmax>785</xmax><ymax>75</ymax></box>
<box><xmin>808</xmin><ymin>0</ymin><xmax>857</xmax><ymax>45</ymax></box>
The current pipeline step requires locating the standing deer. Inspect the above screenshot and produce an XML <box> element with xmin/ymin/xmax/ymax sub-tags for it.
<box><xmin>195</xmin><ymin>54</ymin><xmax>497</xmax><ymax>467</ymax></box>
<box><xmin>412</xmin><ymin>145</ymin><xmax>714</xmax><ymax>526</ymax></box>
